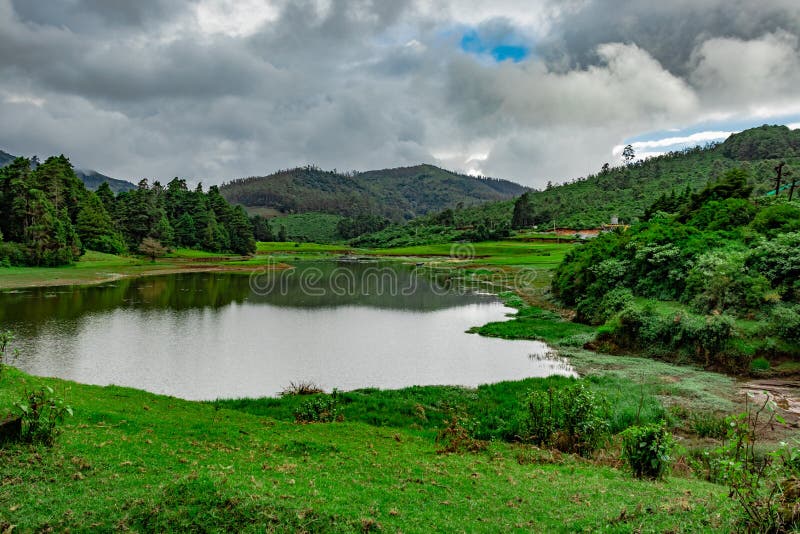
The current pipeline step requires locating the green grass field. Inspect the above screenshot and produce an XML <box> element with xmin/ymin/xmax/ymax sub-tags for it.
<box><xmin>0</xmin><ymin>367</ymin><xmax>736</xmax><ymax>532</ymax></box>
<box><xmin>366</xmin><ymin>241</ymin><xmax>571</xmax><ymax>267</ymax></box>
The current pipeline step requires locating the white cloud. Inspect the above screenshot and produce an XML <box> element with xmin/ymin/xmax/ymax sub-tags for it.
<box><xmin>194</xmin><ymin>0</ymin><xmax>279</xmax><ymax>37</ymax></box>
<box><xmin>690</xmin><ymin>31</ymin><xmax>800</xmax><ymax>110</ymax></box>
<box><xmin>3</xmin><ymin>92</ymin><xmax>46</xmax><ymax>107</ymax></box>
<box><xmin>611</xmin><ymin>130</ymin><xmax>735</xmax><ymax>158</ymax></box>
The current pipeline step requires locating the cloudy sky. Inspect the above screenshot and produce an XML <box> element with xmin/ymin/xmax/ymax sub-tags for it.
<box><xmin>1</xmin><ymin>0</ymin><xmax>799</xmax><ymax>188</ymax></box>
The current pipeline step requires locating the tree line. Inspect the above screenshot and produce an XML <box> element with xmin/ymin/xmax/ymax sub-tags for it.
<box><xmin>0</xmin><ymin>155</ymin><xmax>255</xmax><ymax>266</ymax></box>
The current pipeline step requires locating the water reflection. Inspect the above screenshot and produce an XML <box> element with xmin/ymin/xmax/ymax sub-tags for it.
<box><xmin>2</xmin><ymin>263</ymin><xmax>575</xmax><ymax>400</ymax></box>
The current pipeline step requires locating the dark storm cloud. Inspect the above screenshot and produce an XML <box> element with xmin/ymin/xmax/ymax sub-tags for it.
<box><xmin>0</xmin><ymin>0</ymin><xmax>798</xmax><ymax>186</ymax></box>
<box><xmin>10</xmin><ymin>0</ymin><xmax>193</xmax><ymax>31</ymax></box>
<box><xmin>542</xmin><ymin>0</ymin><xmax>800</xmax><ymax>75</ymax></box>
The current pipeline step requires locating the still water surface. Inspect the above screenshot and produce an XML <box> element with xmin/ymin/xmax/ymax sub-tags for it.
<box><xmin>1</xmin><ymin>262</ymin><xmax>574</xmax><ymax>400</ymax></box>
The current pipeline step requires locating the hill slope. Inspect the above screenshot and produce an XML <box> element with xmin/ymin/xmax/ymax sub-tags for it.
<box><xmin>75</xmin><ymin>169</ymin><xmax>136</xmax><ymax>193</ymax></box>
<box><xmin>0</xmin><ymin>150</ymin><xmax>14</xmax><ymax>167</ymax></box>
<box><xmin>220</xmin><ymin>164</ymin><xmax>528</xmax><ymax>221</ymax></box>
<box><xmin>522</xmin><ymin>124</ymin><xmax>800</xmax><ymax>229</ymax></box>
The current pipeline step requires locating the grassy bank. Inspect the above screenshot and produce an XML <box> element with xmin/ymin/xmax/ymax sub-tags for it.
<box><xmin>0</xmin><ymin>367</ymin><xmax>735</xmax><ymax>532</ymax></box>
<box><xmin>0</xmin><ymin>250</ymin><xmax>289</xmax><ymax>290</ymax></box>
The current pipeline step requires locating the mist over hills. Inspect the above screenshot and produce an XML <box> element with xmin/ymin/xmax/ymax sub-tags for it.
<box><xmin>0</xmin><ymin>149</ymin><xmax>136</xmax><ymax>194</ymax></box>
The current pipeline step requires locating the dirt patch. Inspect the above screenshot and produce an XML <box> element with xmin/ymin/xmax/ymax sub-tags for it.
<box><xmin>739</xmin><ymin>378</ymin><xmax>800</xmax><ymax>428</ymax></box>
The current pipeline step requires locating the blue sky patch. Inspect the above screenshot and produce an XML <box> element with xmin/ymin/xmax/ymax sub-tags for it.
<box><xmin>621</xmin><ymin>115</ymin><xmax>800</xmax><ymax>158</ymax></box>
<box><xmin>460</xmin><ymin>29</ymin><xmax>530</xmax><ymax>63</ymax></box>
<box><xmin>629</xmin><ymin>114</ymin><xmax>800</xmax><ymax>144</ymax></box>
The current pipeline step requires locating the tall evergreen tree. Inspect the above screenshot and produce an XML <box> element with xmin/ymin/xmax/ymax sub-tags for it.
<box><xmin>76</xmin><ymin>192</ymin><xmax>126</xmax><ymax>254</ymax></box>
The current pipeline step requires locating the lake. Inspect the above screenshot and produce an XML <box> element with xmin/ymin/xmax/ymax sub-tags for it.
<box><xmin>1</xmin><ymin>261</ymin><xmax>574</xmax><ymax>400</ymax></box>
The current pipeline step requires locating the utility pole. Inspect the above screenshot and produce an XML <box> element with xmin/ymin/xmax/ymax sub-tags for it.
<box><xmin>774</xmin><ymin>162</ymin><xmax>787</xmax><ymax>197</ymax></box>
<box><xmin>787</xmin><ymin>169</ymin><xmax>797</xmax><ymax>201</ymax></box>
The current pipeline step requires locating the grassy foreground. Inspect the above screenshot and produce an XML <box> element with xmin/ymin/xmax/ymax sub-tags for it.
<box><xmin>0</xmin><ymin>367</ymin><xmax>735</xmax><ymax>532</ymax></box>
<box><xmin>0</xmin><ymin>239</ymin><xmax>755</xmax><ymax>531</ymax></box>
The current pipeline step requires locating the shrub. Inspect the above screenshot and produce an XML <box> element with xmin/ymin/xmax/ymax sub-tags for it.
<box><xmin>717</xmin><ymin>397</ymin><xmax>799</xmax><ymax>531</ymax></box>
<box><xmin>435</xmin><ymin>414</ymin><xmax>486</xmax><ymax>454</ymax></box>
<box><xmin>621</xmin><ymin>422</ymin><xmax>673</xmax><ymax>480</ymax></box>
<box><xmin>0</xmin><ymin>241</ymin><xmax>25</xmax><ymax>266</ymax></box>
<box><xmin>280</xmin><ymin>381</ymin><xmax>324</xmax><ymax>396</ymax></box>
<box><xmin>769</xmin><ymin>304</ymin><xmax>800</xmax><ymax>345</ymax></box>
<box><xmin>685</xmin><ymin>249</ymin><xmax>770</xmax><ymax>314</ymax></box>
<box><xmin>293</xmin><ymin>391</ymin><xmax>343</xmax><ymax>423</ymax></box>
<box><xmin>689</xmin><ymin>412</ymin><xmax>730</xmax><ymax>439</ymax></box>
<box><xmin>750</xmin><ymin>203</ymin><xmax>800</xmax><ymax>238</ymax></box>
<box><xmin>0</xmin><ymin>330</ymin><xmax>19</xmax><ymax>377</ymax></box>
<box><xmin>695</xmin><ymin>313</ymin><xmax>735</xmax><ymax>366</ymax></box>
<box><xmin>750</xmin><ymin>357</ymin><xmax>771</xmax><ymax>373</ymax></box>
<box><xmin>521</xmin><ymin>382</ymin><xmax>609</xmax><ymax>456</ymax></box>
<box><xmin>13</xmin><ymin>386</ymin><xmax>73</xmax><ymax>446</ymax></box>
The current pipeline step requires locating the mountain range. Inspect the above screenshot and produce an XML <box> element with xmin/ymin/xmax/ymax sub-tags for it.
<box><xmin>220</xmin><ymin>164</ymin><xmax>528</xmax><ymax>221</ymax></box>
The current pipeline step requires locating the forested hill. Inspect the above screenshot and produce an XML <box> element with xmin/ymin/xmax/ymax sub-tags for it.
<box><xmin>219</xmin><ymin>164</ymin><xmax>528</xmax><ymax>221</ymax></box>
<box><xmin>520</xmin><ymin>124</ymin><xmax>800</xmax><ymax>229</ymax></box>
<box><xmin>0</xmin><ymin>149</ymin><xmax>136</xmax><ymax>193</ymax></box>
<box><xmin>75</xmin><ymin>169</ymin><xmax>136</xmax><ymax>193</ymax></box>
<box><xmin>0</xmin><ymin>150</ymin><xmax>14</xmax><ymax>167</ymax></box>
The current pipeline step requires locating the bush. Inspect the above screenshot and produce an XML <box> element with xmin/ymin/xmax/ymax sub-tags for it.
<box><xmin>621</xmin><ymin>423</ymin><xmax>673</xmax><ymax>480</ymax></box>
<box><xmin>0</xmin><ymin>241</ymin><xmax>25</xmax><ymax>266</ymax></box>
<box><xmin>293</xmin><ymin>391</ymin><xmax>343</xmax><ymax>423</ymax></box>
<box><xmin>13</xmin><ymin>386</ymin><xmax>73</xmax><ymax>446</ymax></box>
<box><xmin>689</xmin><ymin>412</ymin><xmax>730</xmax><ymax>439</ymax></box>
<box><xmin>0</xmin><ymin>330</ymin><xmax>19</xmax><ymax>377</ymax></box>
<box><xmin>84</xmin><ymin>234</ymin><xmax>127</xmax><ymax>255</ymax></box>
<box><xmin>695</xmin><ymin>313</ymin><xmax>735</xmax><ymax>365</ymax></box>
<box><xmin>280</xmin><ymin>381</ymin><xmax>324</xmax><ymax>396</ymax></box>
<box><xmin>435</xmin><ymin>414</ymin><xmax>487</xmax><ymax>454</ymax></box>
<box><xmin>685</xmin><ymin>249</ymin><xmax>770</xmax><ymax>314</ymax></box>
<box><xmin>750</xmin><ymin>357</ymin><xmax>771</xmax><ymax>373</ymax></box>
<box><xmin>717</xmin><ymin>398</ymin><xmax>800</xmax><ymax>531</ymax></box>
<box><xmin>769</xmin><ymin>304</ymin><xmax>800</xmax><ymax>345</ymax></box>
<box><xmin>521</xmin><ymin>382</ymin><xmax>609</xmax><ymax>456</ymax></box>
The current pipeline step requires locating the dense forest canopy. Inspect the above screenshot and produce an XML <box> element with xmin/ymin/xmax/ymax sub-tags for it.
<box><xmin>552</xmin><ymin>167</ymin><xmax>800</xmax><ymax>370</ymax></box>
<box><xmin>219</xmin><ymin>164</ymin><xmax>527</xmax><ymax>222</ymax></box>
<box><xmin>0</xmin><ymin>156</ymin><xmax>255</xmax><ymax>266</ymax></box>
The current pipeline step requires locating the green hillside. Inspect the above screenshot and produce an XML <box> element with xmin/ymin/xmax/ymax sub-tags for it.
<box><xmin>349</xmin><ymin>125</ymin><xmax>800</xmax><ymax>247</ymax></box>
<box><xmin>220</xmin><ymin>164</ymin><xmax>527</xmax><ymax>222</ymax></box>
<box><xmin>523</xmin><ymin>124</ymin><xmax>800</xmax><ymax>229</ymax></box>
<box><xmin>75</xmin><ymin>169</ymin><xmax>136</xmax><ymax>193</ymax></box>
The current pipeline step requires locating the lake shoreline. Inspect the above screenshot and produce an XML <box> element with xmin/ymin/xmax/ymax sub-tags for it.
<box><xmin>0</xmin><ymin>253</ymin><xmax>293</xmax><ymax>290</ymax></box>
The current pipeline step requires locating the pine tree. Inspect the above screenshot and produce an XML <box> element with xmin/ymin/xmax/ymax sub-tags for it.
<box><xmin>173</xmin><ymin>213</ymin><xmax>197</xmax><ymax>247</ymax></box>
<box><xmin>76</xmin><ymin>192</ymin><xmax>126</xmax><ymax>254</ymax></box>
<box><xmin>511</xmin><ymin>192</ymin><xmax>534</xmax><ymax>229</ymax></box>
<box><xmin>150</xmin><ymin>215</ymin><xmax>175</xmax><ymax>248</ymax></box>
<box><xmin>228</xmin><ymin>206</ymin><xmax>256</xmax><ymax>255</ymax></box>
<box><xmin>95</xmin><ymin>181</ymin><xmax>116</xmax><ymax>216</ymax></box>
